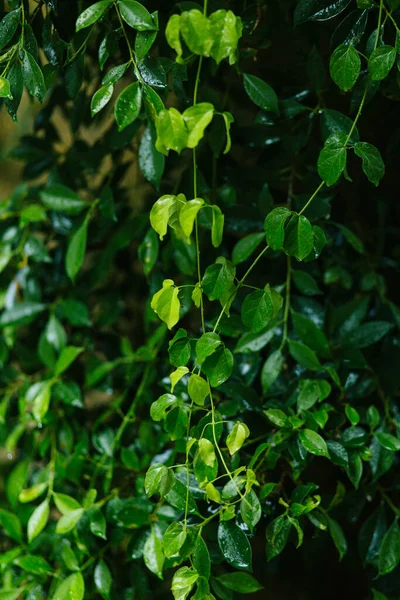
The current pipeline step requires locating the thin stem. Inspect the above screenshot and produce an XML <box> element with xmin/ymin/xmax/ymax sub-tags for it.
<box><xmin>374</xmin><ymin>0</ymin><xmax>384</xmax><ymax>51</ymax></box>
<box><xmin>114</xmin><ymin>1</ymin><xmax>144</xmax><ymax>84</ymax></box>
<box><xmin>298</xmin><ymin>181</ymin><xmax>325</xmax><ymax>216</ymax></box>
<box><xmin>279</xmin><ymin>255</ymin><xmax>291</xmax><ymax>351</ymax></box>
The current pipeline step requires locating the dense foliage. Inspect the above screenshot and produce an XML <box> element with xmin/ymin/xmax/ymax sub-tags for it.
<box><xmin>1</xmin><ymin>0</ymin><xmax>400</xmax><ymax>598</ymax></box>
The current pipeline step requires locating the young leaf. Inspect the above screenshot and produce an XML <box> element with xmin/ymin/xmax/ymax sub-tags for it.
<box><xmin>27</xmin><ymin>500</ymin><xmax>49</xmax><ymax>542</ymax></box>
<box><xmin>151</xmin><ymin>279</ymin><xmax>180</xmax><ymax>329</ymax></box>
<box><xmin>180</xmin><ymin>10</ymin><xmax>212</xmax><ymax>56</ymax></box>
<box><xmin>165</xmin><ymin>14</ymin><xmax>182</xmax><ymax>58</ymax></box>
<box><xmin>187</xmin><ymin>374</ymin><xmax>210</xmax><ymax>406</ymax></box>
<box><xmin>227</xmin><ymin>422</ymin><xmax>250</xmax><ymax>455</ymax></box>
<box><xmin>155</xmin><ymin>107</ymin><xmax>188</xmax><ymax>154</ymax></box>
<box><xmin>183</xmin><ymin>102</ymin><xmax>214</xmax><ymax>148</ymax></box>
<box><xmin>209</xmin><ymin>10</ymin><xmax>243</xmax><ymax>64</ymax></box>
<box><xmin>171</xmin><ymin>567</ymin><xmax>199</xmax><ymax>600</ymax></box>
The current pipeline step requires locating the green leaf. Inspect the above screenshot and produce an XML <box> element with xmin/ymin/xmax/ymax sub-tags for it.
<box><xmin>143</xmin><ymin>530</ymin><xmax>164</xmax><ymax>579</ymax></box>
<box><xmin>209</xmin><ymin>10</ymin><xmax>243</xmax><ymax>64</ymax></box>
<box><xmin>168</xmin><ymin>329</ymin><xmax>191</xmax><ymax>367</ymax></box>
<box><xmin>227</xmin><ymin>421</ymin><xmax>250</xmax><ymax>455</ymax></box>
<box><xmin>241</xmin><ymin>489</ymin><xmax>262</xmax><ymax>530</ymax></box>
<box><xmin>217</xmin><ymin>572</ymin><xmax>263</xmax><ymax>593</ymax></box>
<box><xmin>266</xmin><ymin>515</ymin><xmax>292</xmax><ymax>560</ymax></box>
<box><xmin>202</xmin><ymin>257</ymin><xmax>235</xmax><ymax>301</ymax></box>
<box><xmin>150</xmin><ymin>394</ymin><xmax>178</xmax><ymax>421</ymax></box>
<box><xmin>94</xmin><ymin>560</ymin><xmax>112</xmax><ymax>600</ymax></box>
<box><xmin>299</xmin><ymin>429</ymin><xmax>330</xmax><ymax>457</ymax></box>
<box><xmin>40</xmin><ymin>185</ymin><xmax>86</xmax><ymax>215</ymax></box>
<box><xmin>264</xmin><ymin>207</ymin><xmax>291</xmax><ymax>250</ymax></box>
<box><xmin>369</xmin><ymin>45</ymin><xmax>396</xmax><ymax>80</ymax></box>
<box><xmin>218</xmin><ymin>521</ymin><xmax>252</xmax><ymax>570</ymax></box>
<box><xmin>354</xmin><ymin>142</ymin><xmax>385</xmax><ymax>186</ymax></box>
<box><xmin>55</xmin><ymin>346</ymin><xmax>83</xmax><ymax>376</ymax></box>
<box><xmin>294</xmin><ymin>0</ymin><xmax>351</xmax><ymax>25</ymax></box>
<box><xmin>0</xmin><ymin>76</ymin><xmax>12</xmax><ymax>99</ymax></box>
<box><xmin>52</xmin><ymin>572</ymin><xmax>85</xmax><ymax>600</ymax></box>
<box><xmin>264</xmin><ymin>408</ymin><xmax>289</xmax><ymax>428</ymax></box>
<box><xmin>241</xmin><ymin>289</ymin><xmax>273</xmax><ymax>334</ymax></box>
<box><xmin>211</xmin><ymin>205</ymin><xmax>224</xmax><ymax>248</ymax></box>
<box><xmin>183</xmin><ymin>102</ymin><xmax>214</xmax><ymax>148</ymax></box>
<box><xmin>14</xmin><ymin>554</ymin><xmax>52</xmax><ymax>575</ymax></box>
<box><xmin>180</xmin><ymin>10</ymin><xmax>212</xmax><ymax>56</ymax></box>
<box><xmin>0</xmin><ymin>509</ymin><xmax>22</xmax><ymax>542</ymax></box>
<box><xmin>171</xmin><ymin>567</ymin><xmax>199</xmax><ymax>600</ymax></box>
<box><xmin>19</xmin><ymin>482</ymin><xmax>48</xmax><ymax>504</ymax></box>
<box><xmin>165</xmin><ymin>14</ymin><xmax>182</xmax><ymax>58</ymax></box>
<box><xmin>22</xmin><ymin>51</ymin><xmax>46</xmax><ymax>102</ymax></box>
<box><xmin>326</xmin><ymin>515</ymin><xmax>347</xmax><ymax>559</ymax></box>
<box><xmin>91</xmin><ymin>83</ymin><xmax>113</xmax><ymax>116</ymax></box>
<box><xmin>0</xmin><ymin>9</ymin><xmax>20</xmax><ymax>51</ymax></box>
<box><xmin>232</xmin><ymin>232</ymin><xmax>264</xmax><ymax>265</ymax></box>
<box><xmin>115</xmin><ymin>81</ymin><xmax>142</xmax><ymax>131</ymax></box>
<box><xmin>151</xmin><ymin>279</ymin><xmax>180</xmax><ymax>329</ymax></box>
<box><xmin>202</xmin><ymin>346</ymin><xmax>233</xmax><ymax>387</ymax></box>
<box><xmin>243</xmin><ymin>73</ymin><xmax>279</xmax><ymax>113</ymax></box>
<box><xmin>53</xmin><ymin>493</ymin><xmax>82</xmax><ymax>514</ymax></box>
<box><xmin>318</xmin><ymin>134</ymin><xmax>347</xmax><ymax>186</ymax></box>
<box><xmin>0</xmin><ymin>301</ymin><xmax>46</xmax><ymax>328</ymax></box>
<box><xmin>118</xmin><ymin>0</ymin><xmax>156</xmax><ymax>31</ymax></box>
<box><xmin>27</xmin><ymin>499</ymin><xmax>49</xmax><ymax>542</ymax></box>
<box><xmin>261</xmin><ymin>350</ymin><xmax>283</xmax><ymax>391</ymax></box>
<box><xmin>76</xmin><ymin>0</ymin><xmax>111</xmax><ymax>31</ymax></box>
<box><xmin>196</xmin><ymin>332</ymin><xmax>222</xmax><ymax>364</ymax></box>
<box><xmin>379</xmin><ymin>520</ymin><xmax>400</xmax><ymax>575</ymax></box>
<box><xmin>187</xmin><ymin>374</ymin><xmax>210</xmax><ymax>406</ymax></box>
<box><xmin>342</xmin><ymin>321</ymin><xmax>393</xmax><ymax>348</ymax></box>
<box><xmin>292</xmin><ymin>270</ymin><xmax>322</xmax><ymax>296</ymax></box>
<box><xmin>335</xmin><ymin>223</ymin><xmax>364</xmax><ymax>253</ymax></box>
<box><xmin>31</xmin><ymin>381</ymin><xmax>52</xmax><ymax>422</ymax></box>
<box><xmin>145</xmin><ymin>463</ymin><xmax>175</xmax><ymax>497</ymax></box>
<box><xmin>156</xmin><ymin>107</ymin><xmax>188</xmax><ymax>154</ymax></box>
<box><xmin>150</xmin><ymin>194</ymin><xmax>179</xmax><ymax>240</ymax></box>
<box><xmin>330</xmin><ymin>44</ymin><xmax>361</xmax><ymax>91</ymax></box>
<box><xmin>376</xmin><ymin>432</ymin><xmax>400</xmax><ymax>452</ymax></box>
<box><xmin>56</xmin><ymin>509</ymin><xmax>84</xmax><ymax>534</ymax></box>
<box><xmin>283</xmin><ymin>215</ymin><xmax>314</xmax><ymax>260</ymax></box>
<box><xmin>90</xmin><ymin>509</ymin><xmax>107</xmax><ymax>539</ymax></box>
<box><xmin>66</xmin><ymin>221</ymin><xmax>87</xmax><ymax>282</ymax></box>
<box><xmin>139</xmin><ymin>127</ymin><xmax>165</xmax><ymax>191</ymax></box>
<box><xmin>291</xmin><ymin>310</ymin><xmax>330</xmax><ymax>357</ymax></box>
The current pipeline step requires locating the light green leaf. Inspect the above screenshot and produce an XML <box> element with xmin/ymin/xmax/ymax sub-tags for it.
<box><xmin>243</xmin><ymin>73</ymin><xmax>279</xmax><ymax>113</ymax></box>
<box><xmin>209</xmin><ymin>10</ymin><xmax>242</xmax><ymax>64</ymax></box>
<box><xmin>156</xmin><ymin>107</ymin><xmax>188</xmax><ymax>154</ymax></box>
<box><xmin>183</xmin><ymin>102</ymin><xmax>214</xmax><ymax>148</ymax></box>
<box><xmin>145</xmin><ymin>463</ymin><xmax>175</xmax><ymax>497</ymax></box>
<box><xmin>227</xmin><ymin>422</ymin><xmax>250</xmax><ymax>455</ymax></box>
<box><xmin>170</xmin><ymin>366</ymin><xmax>189</xmax><ymax>392</ymax></box>
<box><xmin>32</xmin><ymin>381</ymin><xmax>52</xmax><ymax>422</ymax></box>
<box><xmin>165</xmin><ymin>14</ymin><xmax>182</xmax><ymax>58</ymax></box>
<box><xmin>179</xmin><ymin>198</ymin><xmax>204</xmax><ymax>242</ymax></box>
<box><xmin>0</xmin><ymin>76</ymin><xmax>12</xmax><ymax>99</ymax></box>
<box><xmin>171</xmin><ymin>567</ymin><xmax>199</xmax><ymax>600</ymax></box>
<box><xmin>52</xmin><ymin>572</ymin><xmax>85</xmax><ymax>600</ymax></box>
<box><xmin>180</xmin><ymin>10</ymin><xmax>212</xmax><ymax>56</ymax></box>
<box><xmin>211</xmin><ymin>205</ymin><xmax>224</xmax><ymax>248</ymax></box>
<box><xmin>27</xmin><ymin>499</ymin><xmax>49</xmax><ymax>542</ymax></box>
<box><xmin>162</xmin><ymin>523</ymin><xmax>187</xmax><ymax>558</ymax></box>
<box><xmin>56</xmin><ymin>509</ymin><xmax>84</xmax><ymax>534</ymax></box>
<box><xmin>151</xmin><ymin>279</ymin><xmax>180</xmax><ymax>329</ymax></box>
<box><xmin>187</xmin><ymin>374</ymin><xmax>210</xmax><ymax>406</ymax></box>
<box><xmin>55</xmin><ymin>346</ymin><xmax>83</xmax><ymax>376</ymax></box>
<box><xmin>330</xmin><ymin>44</ymin><xmax>361</xmax><ymax>91</ymax></box>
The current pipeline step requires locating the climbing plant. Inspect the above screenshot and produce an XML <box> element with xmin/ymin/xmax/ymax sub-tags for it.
<box><xmin>1</xmin><ymin>0</ymin><xmax>400</xmax><ymax>598</ymax></box>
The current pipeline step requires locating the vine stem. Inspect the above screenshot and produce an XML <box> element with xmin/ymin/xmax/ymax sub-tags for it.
<box><xmin>279</xmin><ymin>255</ymin><xmax>291</xmax><ymax>351</ymax></box>
<box><xmin>114</xmin><ymin>1</ymin><xmax>145</xmax><ymax>84</ymax></box>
